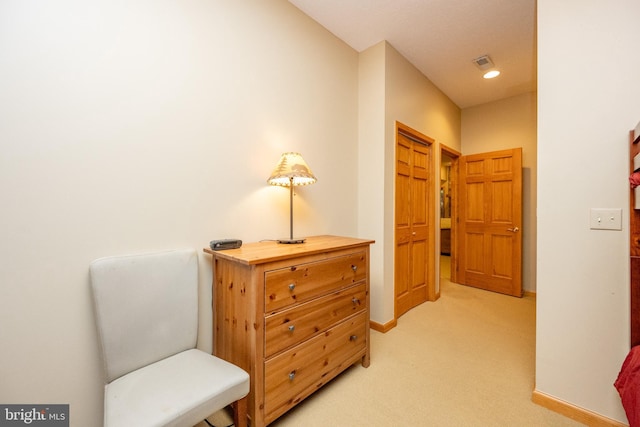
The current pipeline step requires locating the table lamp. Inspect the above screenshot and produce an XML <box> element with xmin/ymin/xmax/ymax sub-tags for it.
<box><xmin>267</xmin><ymin>152</ymin><xmax>317</xmax><ymax>244</ymax></box>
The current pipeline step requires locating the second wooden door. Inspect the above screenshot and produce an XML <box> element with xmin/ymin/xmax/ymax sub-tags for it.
<box><xmin>457</xmin><ymin>148</ymin><xmax>523</xmax><ymax>297</ymax></box>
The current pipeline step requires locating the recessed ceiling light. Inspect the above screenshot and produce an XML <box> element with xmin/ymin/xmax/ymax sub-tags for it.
<box><xmin>483</xmin><ymin>70</ymin><xmax>500</xmax><ymax>79</ymax></box>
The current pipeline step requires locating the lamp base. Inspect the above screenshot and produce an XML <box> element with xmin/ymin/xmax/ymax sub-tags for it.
<box><xmin>277</xmin><ymin>238</ymin><xmax>306</xmax><ymax>244</ymax></box>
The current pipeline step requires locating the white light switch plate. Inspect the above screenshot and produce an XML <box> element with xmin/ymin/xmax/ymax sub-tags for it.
<box><xmin>589</xmin><ymin>208</ymin><xmax>622</xmax><ymax>230</ymax></box>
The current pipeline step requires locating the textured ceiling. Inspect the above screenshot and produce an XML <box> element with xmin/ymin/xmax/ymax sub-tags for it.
<box><xmin>288</xmin><ymin>0</ymin><xmax>536</xmax><ymax>109</ymax></box>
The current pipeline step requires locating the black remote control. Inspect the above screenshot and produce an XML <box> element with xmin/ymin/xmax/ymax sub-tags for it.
<box><xmin>209</xmin><ymin>239</ymin><xmax>242</xmax><ymax>251</ymax></box>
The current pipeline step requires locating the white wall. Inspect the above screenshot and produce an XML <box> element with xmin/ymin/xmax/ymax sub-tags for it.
<box><xmin>358</xmin><ymin>41</ymin><xmax>461</xmax><ymax>324</ymax></box>
<box><xmin>0</xmin><ymin>1</ymin><xmax>360</xmax><ymax>424</ymax></box>
<box><xmin>385</xmin><ymin>43</ymin><xmax>461</xmax><ymax>150</ymax></box>
<box><xmin>462</xmin><ymin>93</ymin><xmax>537</xmax><ymax>293</ymax></box>
<box><xmin>537</xmin><ymin>0</ymin><xmax>640</xmax><ymax>422</ymax></box>
<box><xmin>358</xmin><ymin>42</ymin><xmax>387</xmax><ymax>321</ymax></box>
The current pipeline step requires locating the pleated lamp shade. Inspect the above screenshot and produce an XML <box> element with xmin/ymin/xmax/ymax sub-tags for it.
<box><xmin>267</xmin><ymin>152</ymin><xmax>317</xmax><ymax>187</ymax></box>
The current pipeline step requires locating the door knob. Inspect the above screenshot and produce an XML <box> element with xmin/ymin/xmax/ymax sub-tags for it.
<box><xmin>507</xmin><ymin>227</ymin><xmax>520</xmax><ymax>233</ymax></box>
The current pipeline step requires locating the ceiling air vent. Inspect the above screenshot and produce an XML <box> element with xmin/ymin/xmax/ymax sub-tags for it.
<box><xmin>472</xmin><ymin>55</ymin><xmax>494</xmax><ymax>71</ymax></box>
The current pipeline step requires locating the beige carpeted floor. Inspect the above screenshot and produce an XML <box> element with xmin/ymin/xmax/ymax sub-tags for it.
<box><xmin>198</xmin><ymin>257</ymin><xmax>584</xmax><ymax>427</ymax></box>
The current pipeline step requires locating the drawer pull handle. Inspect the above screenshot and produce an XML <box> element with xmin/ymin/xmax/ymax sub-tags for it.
<box><xmin>288</xmin><ymin>283</ymin><xmax>295</xmax><ymax>291</ymax></box>
<box><xmin>289</xmin><ymin>371</ymin><xmax>296</xmax><ymax>381</ymax></box>
<box><xmin>288</xmin><ymin>325</ymin><xmax>295</xmax><ymax>332</ymax></box>
<box><xmin>352</xmin><ymin>297</ymin><xmax>360</xmax><ymax>305</ymax></box>
<box><xmin>350</xmin><ymin>335</ymin><xmax>358</xmax><ymax>341</ymax></box>
<box><xmin>351</xmin><ymin>265</ymin><xmax>358</xmax><ymax>272</ymax></box>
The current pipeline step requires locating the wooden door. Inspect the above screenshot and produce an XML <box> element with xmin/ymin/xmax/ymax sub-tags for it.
<box><xmin>457</xmin><ymin>148</ymin><xmax>522</xmax><ymax>297</ymax></box>
<box><xmin>395</xmin><ymin>126</ymin><xmax>435</xmax><ymax>318</ymax></box>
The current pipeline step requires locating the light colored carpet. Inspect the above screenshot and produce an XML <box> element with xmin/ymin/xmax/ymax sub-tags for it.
<box><xmin>198</xmin><ymin>257</ymin><xmax>584</xmax><ymax>427</ymax></box>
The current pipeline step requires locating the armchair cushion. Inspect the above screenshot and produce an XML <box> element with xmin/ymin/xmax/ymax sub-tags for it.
<box><xmin>90</xmin><ymin>249</ymin><xmax>198</xmax><ymax>383</ymax></box>
<box><xmin>105</xmin><ymin>348</ymin><xmax>249</xmax><ymax>427</ymax></box>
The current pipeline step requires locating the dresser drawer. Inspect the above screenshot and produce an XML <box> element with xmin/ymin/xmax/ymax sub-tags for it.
<box><xmin>265</xmin><ymin>283</ymin><xmax>366</xmax><ymax>357</ymax></box>
<box><xmin>265</xmin><ymin>251</ymin><xmax>367</xmax><ymax>313</ymax></box>
<box><xmin>264</xmin><ymin>312</ymin><xmax>367</xmax><ymax>424</ymax></box>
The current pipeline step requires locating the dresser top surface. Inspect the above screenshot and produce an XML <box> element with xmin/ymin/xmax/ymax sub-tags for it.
<box><xmin>204</xmin><ymin>235</ymin><xmax>374</xmax><ymax>265</ymax></box>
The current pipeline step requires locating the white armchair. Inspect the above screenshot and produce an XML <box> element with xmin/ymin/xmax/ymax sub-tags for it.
<box><xmin>89</xmin><ymin>249</ymin><xmax>249</xmax><ymax>427</ymax></box>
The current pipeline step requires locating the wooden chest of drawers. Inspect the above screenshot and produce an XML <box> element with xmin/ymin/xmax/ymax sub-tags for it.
<box><xmin>204</xmin><ymin>235</ymin><xmax>373</xmax><ymax>426</ymax></box>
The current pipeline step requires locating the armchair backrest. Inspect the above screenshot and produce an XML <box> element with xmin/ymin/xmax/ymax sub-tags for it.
<box><xmin>90</xmin><ymin>249</ymin><xmax>198</xmax><ymax>383</ymax></box>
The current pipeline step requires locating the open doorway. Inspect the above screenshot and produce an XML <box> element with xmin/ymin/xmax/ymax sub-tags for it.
<box><xmin>439</xmin><ymin>145</ymin><xmax>460</xmax><ymax>290</ymax></box>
